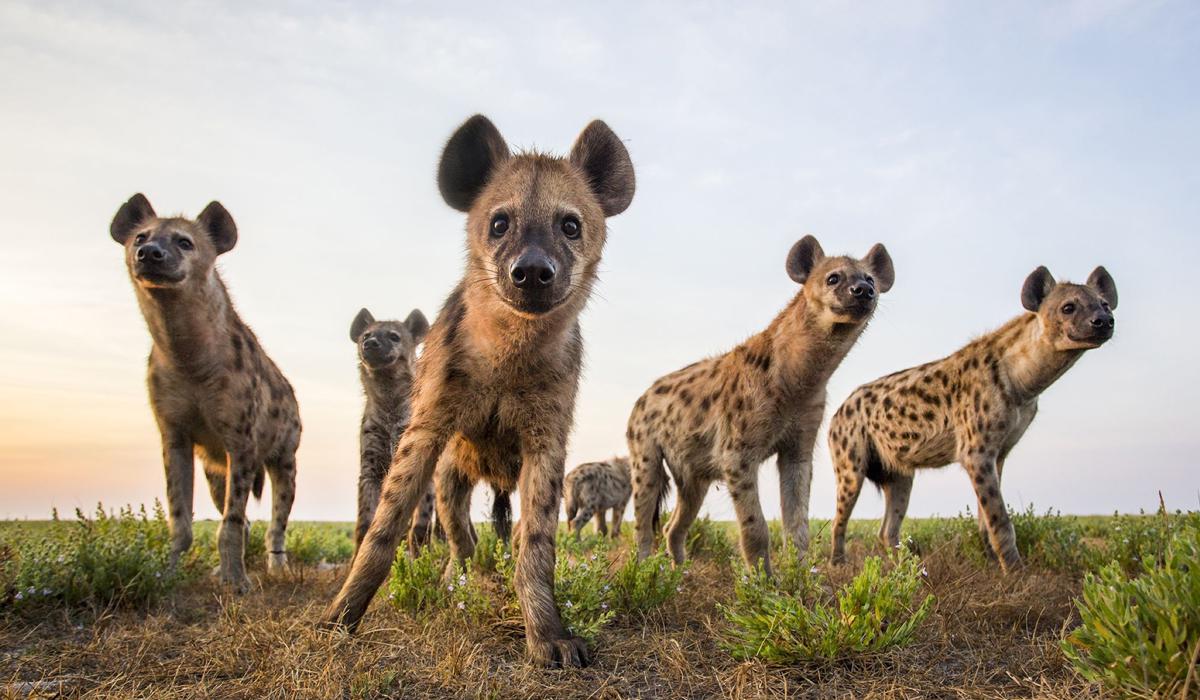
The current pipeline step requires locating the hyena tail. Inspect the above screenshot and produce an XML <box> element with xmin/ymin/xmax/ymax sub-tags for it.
<box><xmin>651</xmin><ymin>471</ymin><xmax>672</xmax><ymax>532</ymax></box>
<box><xmin>252</xmin><ymin>467</ymin><xmax>265</xmax><ymax>500</ymax></box>
<box><xmin>861</xmin><ymin>436</ymin><xmax>895</xmax><ymax>492</ymax></box>
<box><xmin>491</xmin><ymin>488</ymin><xmax>512</xmax><ymax>544</ymax></box>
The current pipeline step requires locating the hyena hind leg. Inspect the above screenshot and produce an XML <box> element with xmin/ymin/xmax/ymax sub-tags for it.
<box><xmin>265</xmin><ymin>457</ymin><xmax>297</xmax><ymax>572</ymax></box>
<box><xmin>878</xmin><ymin>474</ymin><xmax>913</xmax><ymax>551</ymax></box>
<box><xmin>829</xmin><ymin>439</ymin><xmax>868</xmax><ymax>565</ymax></box>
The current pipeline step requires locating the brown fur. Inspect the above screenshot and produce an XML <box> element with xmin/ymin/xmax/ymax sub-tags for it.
<box><xmin>828</xmin><ymin>265</ymin><xmax>1118</xmax><ymax>571</ymax></box>
<box><xmin>110</xmin><ymin>194</ymin><xmax>301</xmax><ymax>592</ymax></box>
<box><xmin>320</xmin><ymin>115</ymin><xmax>635</xmax><ymax>668</ymax></box>
<box><xmin>564</xmin><ymin>457</ymin><xmax>631</xmax><ymax>539</ymax></box>
<box><xmin>628</xmin><ymin>236</ymin><xmax>894</xmax><ymax>574</ymax></box>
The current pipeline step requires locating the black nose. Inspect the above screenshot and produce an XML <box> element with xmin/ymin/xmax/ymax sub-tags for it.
<box><xmin>136</xmin><ymin>243</ymin><xmax>166</xmax><ymax>262</ymax></box>
<box><xmin>1091</xmin><ymin>315</ymin><xmax>1115</xmax><ymax>329</ymax></box>
<box><xmin>849</xmin><ymin>283</ymin><xmax>875</xmax><ymax>299</ymax></box>
<box><xmin>510</xmin><ymin>252</ymin><xmax>556</xmax><ymax>289</ymax></box>
<box><xmin>363</xmin><ymin>337</ymin><xmax>380</xmax><ymax>350</ymax></box>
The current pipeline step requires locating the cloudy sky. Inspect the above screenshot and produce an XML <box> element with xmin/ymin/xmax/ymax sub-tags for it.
<box><xmin>1</xmin><ymin>0</ymin><xmax>1196</xmax><ymax>525</ymax></box>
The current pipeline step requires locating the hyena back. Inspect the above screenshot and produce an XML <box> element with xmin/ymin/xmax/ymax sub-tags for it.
<box><xmin>564</xmin><ymin>457</ymin><xmax>631</xmax><ymax>538</ymax></box>
<box><xmin>320</xmin><ymin>115</ymin><xmax>635</xmax><ymax>668</ymax></box>
<box><xmin>628</xmin><ymin>236</ymin><xmax>894</xmax><ymax>575</ymax></box>
<box><xmin>110</xmin><ymin>195</ymin><xmax>300</xmax><ymax>592</ymax></box>
<box><xmin>828</xmin><ymin>266</ymin><xmax>1118</xmax><ymax>571</ymax></box>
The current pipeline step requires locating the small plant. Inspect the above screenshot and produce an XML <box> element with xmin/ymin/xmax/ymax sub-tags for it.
<box><xmin>1008</xmin><ymin>505</ymin><xmax>1089</xmax><ymax>571</ymax></box>
<box><xmin>386</xmin><ymin>541</ymin><xmax>490</xmax><ymax>618</ymax></box>
<box><xmin>686</xmin><ymin>516</ymin><xmax>736</xmax><ymax>562</ymax></box>
<box><xmin>3</xmin><ymin>503</ymin><xmax>190</xmax><ymax>611</ymax></box>
<box><xmin>284</xmin><ymin>523</ymin><xmax>354</xmax><ymax>567</ymax></box>
<box><xmin>722</xmin><ymin>548</ymin><xmax>933</xmax><ymax>662</ymax></box>
<box><xmin>1062</xmin><ymin>517</ymin><xmax>1200</xmax><ymax>698</ymax></box>
<box><xmin>551</xmin><ymin>550</ymin><xmax>614</xmax><ymax>642</ymax></box>
<box><xmin>610</xmin><ymin>549</ymin><xmax>685</xmax><ymax>614</ymax></box>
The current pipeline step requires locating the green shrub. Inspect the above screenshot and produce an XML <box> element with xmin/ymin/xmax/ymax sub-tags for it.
<box><xmin>551</xmin><ymin>551</ymin><xmax>615</xmax><ymax>642</ymax></box>
<box><xmin>284</xmin><ymin>523</ymin><xmax>353</xmax><ymax>566</ymax></box>
<box><xmin>1096</xmin><ymin>509</ymin><xmax>1197</xmax><ymax>576</ymax></box>
<box><xmin>610</xmin><ymin>549</ymin><xmax>685</xmax><ymax>614</ymax></box>
<box><xmin>1009</xmin><ymin>505</ymin><xmax>1090</xmax><ymax>571</ymax></box>
<box><xmin>386</xmin><ymin>541</ymin><xmax>488</xmax><ymax>618</ymax></box>
<box><xmin>1062</xmin><ymin>518</ymin><xmax>1200</xmax><ymax>698</ymax></box>
<box><xmin>2</xmin><ymin>503</ymin><xmax>190</xmax><ymax>611</ymax></box>
<box><xmin>722</xmin><ymin>548</ymin><xmax>934</xmax><ymax>662</ymax></box>
<box><xmin>686</xmin><ymin>516</ymin><xmax>736</xmax><ymax>562</ymax></box>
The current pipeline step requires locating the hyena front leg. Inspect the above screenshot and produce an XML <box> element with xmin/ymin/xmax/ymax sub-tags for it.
<box><xmin>515</xmin><ymin>442</ymin><xmax>588</xmax><ymax>668</ymax></box>
<box><xmin>977</xmin><ymin>456</ymin><xmax>1007</xmax><ymax>561</ymax></box>
<box><xmin>433</xmin><ymin>455</ymin><xmax>477</xmax><ymax>572</ymax></box>
<box><xmin>217</xmin><ymin>452</ymin><xmax>257</xmax><ymax>593</ymax></box>
<box><xmin>965</xmin><ymin>453</ymin><xmax>1020</xmax><ymax>571</ymax></box>
<box><xmin>878</xmin><ymin>475</ymin><xmax>914</xmax><ymax>550</ymax></box>
<box><xmin>570</xmin><ymin>506</ymin><xmax>594</xmax><ymax>539</ymax></box>
<box><xmin>629</xmin><ymin>439</ymin><xmax>665</xmax><ymax>561</ymax></box>
<box><xmin>354</xmin><ymin>427</ymin><xmax>390</xmax><ymax>556</ymax></box>
<box><xmin>593</xmin><ymin>510</ymin><xmax>608</xmax><ymax>537</ymax></box>
<box><xmin>725</xmin><ymin>457</ymin><xmax>770</xmax><ymax>575</ymax></box>
<box><xmin>265</xmin><ymin>456</ymin><xmax>296</xmax><ymax>572</ymax></box>
<box><xmin>160</xmin><ymin>427</ymin><xmax>195</xmax><ymax>567</ymax></box>
<box><xmin>321</xmin><ymin>426</ymin><xmax>447</xmax><ymax>630</ymax></box>
<box><xmin>665</xmin><ymin>476</ymin><xmax>708</xmax><ymax>566</ymax></box>
<box><xmin>778</xmin><ymin>405</ymin><xmax>821</xmax><ymax>556</ymax></box>
<box><xmin>610</xmin><ymin>497</ymin><xmax>628</xmax><ymax>540</ymax></box>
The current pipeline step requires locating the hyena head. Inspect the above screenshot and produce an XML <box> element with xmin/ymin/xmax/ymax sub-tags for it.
<box><xmin>110</xmin><ymin>193</ymin><xmax>236</xmax><ymax>291</ymax></box>
<box><xmin>437</xmin><ymin>115</ymin><xmax>636</xmax><ymax>316</ymax></box>
<box><xmin>1021</xmin><ymin>265</ymin><xmax>1118</xmax><ymax>350</ymax></box>
<box><xmin>785</xmin><ymin>235</ymin><xmax>895</xmax><ymax>325</ymax></box>
<box><xmin>350</xmin><ymin>308</ymin><xmax>430</xmax><ymax>371</ymax></box>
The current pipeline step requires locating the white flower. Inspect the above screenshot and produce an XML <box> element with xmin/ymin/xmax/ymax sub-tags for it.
<box><xmin>14</xmin><ymin>592</ymin><xmax>23</xmax><ymax>601</ymax></box>
<box><xmin>56</xmin><ymin>555</ymin><xmax>66</xmax><ymax>564</ymax></box>
<box><xmin>601</xmin><ymin>584</ymin><xmax>611</xmax><ymax>592</ymax></box>
<box><xmin>447</xmin><ymin>584</ymin><xmax>455</xmax><ymax>592</ymax></box>
<box><xmin>503</xmin><ymin>552</ymin><xmax>511</xmax><ymax>560</ymax></box>
<box><xmin>458</xmin><ymin>574</ymin><xmax>467</xmax><ymax>586</ymax></box>
<box><xmin>42</xmin><ymin>588</ymin><xmax>52</xmax><ymax>596</ymax></box>
<box><xmin>919</xmin><ymin>566</ymin><xmax>928</xmax><ymax>577</ymax></box>
<box><xmin>27</xmin><ymin>586</ymin><xmax>36</xmax><ymax>595</ymax></box>
<box><xmin>456</xmin><ymin>601</ymin><xmax>465</xmax><ymax>610</ymax></box>
<box><xmin>564</xmin><ymin>600</ymin><xmax>573</xmax><ymax>608</ymax></box>
<box><xmin>675</xmin><ymin>586</ymin><xmax>683</xmax><ymax>593</ymax></box>
<box><xmin>809</xmin><ymin>566</ymin><xmax>820</xmax><ymax>574</ymax></box>
<box><xmin>601</xmin><ymin>602</ymin><xmax>608</xmax><ymax>610</ymax></box>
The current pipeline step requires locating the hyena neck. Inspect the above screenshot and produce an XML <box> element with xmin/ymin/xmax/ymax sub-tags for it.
<box><xmin>997</xmin><ymin>314</ymin><xmax>1084</xmax><ymax>402</ymax></box>
<box><xmin>359</xmin><ymin>363</ymin><xmax>413</xmax><ymax>417</ymax></box>
<box><xmin>136</xmin><ymin>271</ymin><xmax>232</xmax><ymax>377</ymax></box>
<box><xmin>751</xmin><ymin>292</ymin><xmax>865</xmax><ymax>401</ymax></box>
<box><xmin>461</xmin><ymin>280</ymin><xmax>584</xmax><ymax>369</ymax></box>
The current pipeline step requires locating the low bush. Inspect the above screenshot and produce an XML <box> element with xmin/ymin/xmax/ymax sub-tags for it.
<box><xmin>610</xmin><ymin>549</ymin><xmax>685</xmax><ymax>615</ymax></box>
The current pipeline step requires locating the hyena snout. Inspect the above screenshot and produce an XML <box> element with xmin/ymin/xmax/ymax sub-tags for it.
<box><xmin>132</xmin><ymin>240</ymin><xmax>184</xmax><ymax>283</ymax></box>
<box><xmin>509</xmin><ymin>248</ymin><xmax>557</xmax><ymax>290</ymax></box>
<box><xmin>849</xmin><ymin>280</ymin><xmax>875</xmax><ymax>300</ymax></box>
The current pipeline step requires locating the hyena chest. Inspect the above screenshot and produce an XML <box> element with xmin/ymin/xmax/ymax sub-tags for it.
<box><xmin>458</xmin><ymin>402</ymin><xmax>522</xmax><ymax>486</ymax></box>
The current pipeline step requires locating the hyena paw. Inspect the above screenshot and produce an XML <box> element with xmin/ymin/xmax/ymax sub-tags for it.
<box><xmin>528</xmin><ymin>635</ymin><xmax>591</xmax><ymax>669</ymax></box>
<box><xmin>267</xmin><ymin>552</ymin><xmax>289</xmax><ymax>573</ymax></box>
<box><xmin>219</xmin><ymin>570</ymin><xmax>252</xmax><ymax>594</ymax></box>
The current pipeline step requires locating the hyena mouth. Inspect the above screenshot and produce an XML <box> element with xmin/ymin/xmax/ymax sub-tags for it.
<box><xmin>134</xmin><ymin>266</ymin><xmax>186</xmax><ymax>287</ymax></box>
<box><xmin>502</xmin><ymin>288</ymin><xmax>572</xmax><ymax>316</ymax></box>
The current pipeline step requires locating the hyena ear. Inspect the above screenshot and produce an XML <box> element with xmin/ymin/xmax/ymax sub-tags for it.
<box><xmin>862</xmin><ymin>243</ymin><xmax>895</xmax><ymax>293</ymax></box>
<box><xmin>786</xmin><ymin>235</ymin><xmax>825</xmax><ymax>284</ymax></box>
<box><xmin>1021</xmin><ymin>266</ymin><xmax>1057</xmax><ymax>312</ymax></box>
<box><xmin>404</xmin><ymin>308</ymin><xmax>430</xmax><ymax>343</ymax></box>
<box><xmin>350</xmin><ymin>308</ymin><xmax>374</xmax><ymax>342</ymax></box>
<box><xmin>1086</xmin><ymin>266</ymin><xmax>1118</xmax><ymax>309</ymax></box>
<box><xmin>569</xmin><ymin>120</ymin><xmax>636</xmax><ymax>217</ymax></box>
<box><xmin>197</xmin><ymin>201</ymin><xmax>238</xmax><ymax>254</ymax></box>
<box><xmin>437</xmin><ymin>115</ymin><xmax>511</xmax><ymax>212</ymax></box>
<box><xmin>110</xmin><ymin>193</ymin><xmax>156</xmax><ymax>244</ymax></box>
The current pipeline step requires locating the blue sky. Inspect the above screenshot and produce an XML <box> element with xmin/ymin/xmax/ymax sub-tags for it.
<box><xmin>0</xmin><ymin>0</ymin><xmax>1196</xmax><ymax>522</ymax></box>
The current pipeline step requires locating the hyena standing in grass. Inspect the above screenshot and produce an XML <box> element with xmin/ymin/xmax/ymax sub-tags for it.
<box><xmin>564</xmin><ymin>457</ymin><xmax>631</xmax><ymax>539</ymax></box>
<box><xmin>110</xmin><ymin>194</ymin><xmax>300</xmax><ymax>592</ymax></box>
<box><xmin>629</xmin><ymin>236</ymin><xmax>894</xmax><ymax>574</ymax></box>
<box><xmin>349</xmin><ymin>307</ymin><xmax>433</xmax><ymax>557</ymax></box>
<box><xmin>828</xmin><ymin>266</ymin><xmax>1118</xmax><ymax>571</ymax></box>
<box><xmin>321</xmin><ymin>115</ymin><xmax>635</xmax><ymax>668</ymax></box>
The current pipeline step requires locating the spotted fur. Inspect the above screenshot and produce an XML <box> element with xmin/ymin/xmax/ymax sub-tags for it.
<box><xmin>110</xmin><ymin>194</ymin><xmax>301</xmax><ymax>592</ymax></box>
<box><xmin>628</xmin><ymin>236</ymin><xmax>894</xmax><ymax>574</ymax></box>
<box><xmin>564</xmin><ymin>457</ymin><xmax>631</xmax><ymax>539</ymax></box>
<box><xmin>828</xmin><ymin>265</ymin><xmax>1118</xmax><ymax>571</ymax></box>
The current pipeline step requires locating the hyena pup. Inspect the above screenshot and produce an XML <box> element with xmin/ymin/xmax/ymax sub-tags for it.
<box><xmin>629</xmin><ymin>236</ymin><xmax>894</xmax><ymax>574</ymax></box>
<box><xmin>828</xmin><ymin>266</ymin><xmax>1117</xmax><ymax>571</ymax></box>
<box><xmin>350</xmin><ymin>307</ymin><xmax>433</xmax><ymax>557</ymax></box>
<box><xmin>110</xmin><ymin>194</ymin><xmax>300</xmax><ymax>592</ymax></box>
<box><xmin>564</xmin><ymin>457</ymin><xmax>631</xmax><ymax>539</ymax></box>
<box><xmin>321</xmin><ymin>115</ymin><xmax>635</xmax><ymax>668</ymax></box>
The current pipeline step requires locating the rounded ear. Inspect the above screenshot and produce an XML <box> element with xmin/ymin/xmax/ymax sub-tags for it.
<box><xmin>1086</xmin><ymin>266</ymin><xmax>1118</xmax><ymax>309</ymax></box>
<box><xmin>862</xmin><ymin>243</ymin><xmax>895</xmax><ymax>293</ymax></box>
<box><xmin>437</xmin><ymin>115</ymin><xmax>511</xmax><ymax>212</ymax></box>
<box><xmin>786</xmin><ymin>235</ymin><xmax>825</xmax><ymax>284</ymax></box>
<box><xmin>110</xmin><ymin>193</ymin><xmax>156</xmax><ymax>244</ymax></box>
<box><xmin>568</xmin><ymin>120</ymin><xmax>636</xmax><ymax>217</ymax></box>
<box><xmin>1021</xmin><ymin>266</ymin><xmax>1056</xmax><ymax>312</ymax></box>
<box><xmin>197</xmin><ymin>201</ymin><xmax>238</xmax><ymax>254</ymax></box>
<box><xmin>350</xmin><ymin>308</ymin><xmax>374</xmax><ymax>342</ymax></box>
<box><xmin>404</xmin><ymin>308</ymin><xmax>430</xmax><ymax>343</ymax></box>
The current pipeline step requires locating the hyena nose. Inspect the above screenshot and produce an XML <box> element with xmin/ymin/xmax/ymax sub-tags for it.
<box><xmin>1091</xmin><ymin>315</ymin><xmax>1115</xmax><ymax>329</ymax></box>
<box><xmin>363</xmin><ymin>337</ymin><xmax>380</xmax><ymax>350</ymax></box>
<box><xmin>510</xmin><ymin>252</ymin><xmax>556</xmax><ymax>290</ymax></box>
<box><xmin>136</xmin><ymin>243</ymin><xmax>167</xmax><ymax>262</ymax></box>
<box><xmin>850</xmin><ymin>283</ymin><xmax>875</xmax><ymax>299</ymax></box>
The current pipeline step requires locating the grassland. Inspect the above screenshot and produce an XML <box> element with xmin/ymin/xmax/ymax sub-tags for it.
<box><xmin>1</xmin><ymin>506</ymin><xmax>1196</xmax><ymax>699</ymax></box>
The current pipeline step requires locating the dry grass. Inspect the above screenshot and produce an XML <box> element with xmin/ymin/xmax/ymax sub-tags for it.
<box><xmin>1</xmin><ymin>529</ymin><xmax>1100</xmax><ymax>699</ymax></box>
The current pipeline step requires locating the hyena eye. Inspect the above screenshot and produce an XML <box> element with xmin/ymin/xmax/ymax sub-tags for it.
<box><xmin>177</xmin><ymin>238</ymin><xmax>194</xmax><ymax>251</ymax></box>
<box><xmin>490</xmin><ymin>213</ymin><xmax>509</xmax><ymax>237</ymax></box>
<box><xmin>1061</xmin><ymin>303</ymin><xmax>1076</xmax><ymax>315</ymax></box>
<box><xmin>134</xmin><ymin>234</ymin><xmax>147</xmax><ymax>245</ymax></box>
<box><xmin>561</xmin><ymin>215</ymin><xmax>581</xmax><ymax>240</ymax></box>
<box><xmin>826</xmin><ymin>273</ymin><xmax>840</xmax><ymax>286</ymax></box>
<box><xmin>387</xmin><ymin>332</ymin><xmax>402</xmax><ymax>343</ymax></box>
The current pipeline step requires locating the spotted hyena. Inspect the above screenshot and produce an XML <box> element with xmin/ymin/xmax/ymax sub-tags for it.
<box><xmin>629</xmin><ymin>236</ymin><xmax>894</xmax><ymax>574</ymax></box>
<box><xmin>564</xmin><ymin>457</ymin><xmax>631</xmax><ymax>539</ymax></box>
<box><xmin>110</xmin><ymin>194</ymin><xmax>300</xmax><ymax>592</ymax></box>
<box><xmin>350</xmin><ymin>307</ymin><xmax>434</xmax><ymax>557</ymax></box>
<box><xmin>828</xmin><ymin>266</ymin><xmax>1118</xmax><ymax>571</ymax></box>
<box><xmin>321</xmin><ymin>115</ymin><xmax>635</xmax><ymax>668</ymax></box>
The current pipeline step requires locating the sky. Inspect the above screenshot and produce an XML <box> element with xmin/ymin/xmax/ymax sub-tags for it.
<box><xmin>0</xmin><ymin>0</ymin><xmax>1197</xmax><ymax>526</ymax></box>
